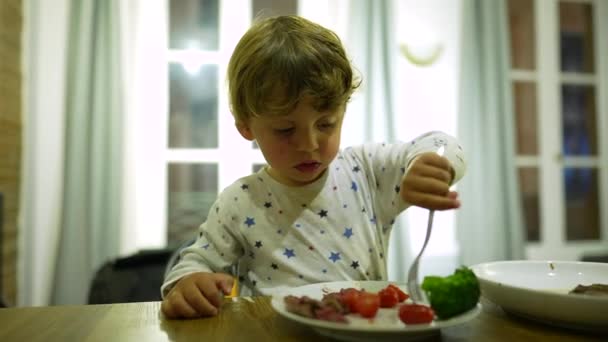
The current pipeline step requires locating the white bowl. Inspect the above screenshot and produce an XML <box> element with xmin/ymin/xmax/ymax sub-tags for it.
<box><xmin>471</xmin><ymin>260</ymin><xmax>608</xmax><ymax>332</ymax></box>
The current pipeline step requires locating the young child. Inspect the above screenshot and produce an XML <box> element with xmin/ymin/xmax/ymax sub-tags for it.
<box><xmin>161</xmin><ymin>15</ymin><xmax>466</xmax><ymax>319</ymax></box>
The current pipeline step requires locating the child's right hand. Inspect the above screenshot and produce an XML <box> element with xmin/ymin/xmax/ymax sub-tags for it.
<box><xmin>400</xmin><ymin>152</ymin><xmax>459</xmax><ymax>210</ymax></box>
<box><xmin>161</xmin><ymin>272</ymin><xmax>234</xmax><ymax>319</ymax></box>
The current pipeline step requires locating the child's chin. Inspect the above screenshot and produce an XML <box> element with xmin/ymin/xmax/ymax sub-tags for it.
<box><xmin>277</xmin><ymin>172</ymin><xmax>317</xmax><ymax>186</ymax></box>
<box><xmin>296</xmin><ymin>168</ymin><xmax>327</xmax><ymax>182</ymax></box>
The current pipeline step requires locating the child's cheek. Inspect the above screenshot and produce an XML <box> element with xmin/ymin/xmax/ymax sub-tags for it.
<box><xmin>269</xmin><ymin>143</ymin><xmax>292</xmax><ymax>164</ymax></box>
<box><xmin>323</xmin><ymin>133</ymin><xmax>341</xmax><ymax>160</ymax></box>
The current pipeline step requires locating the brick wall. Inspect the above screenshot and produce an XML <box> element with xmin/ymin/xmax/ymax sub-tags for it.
<box><xmin>0</xmin><ymin>0</ymin><xmax>22</xmax><ymax>305</ymax></box>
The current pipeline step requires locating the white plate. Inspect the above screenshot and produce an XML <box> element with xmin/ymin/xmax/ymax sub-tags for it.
<box><xmin>471</xmin><ymin>260</ymin><xmax>608</xmax><ymax>332</ymax></box>
<box><xmin>270</xmin><ymin>280</ymin><xmax>481</xmax><ymax>342</ymax></box>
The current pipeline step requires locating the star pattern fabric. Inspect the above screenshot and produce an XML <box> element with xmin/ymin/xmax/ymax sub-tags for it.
<box><xmin>343</xmin><ymin>227</ymin><xmax>353</xmax><ymax>239</ymax></box>
<box><xmin>244</xmin><ymin>217</ymin><xmax>255</xmax><ymax>227</ymax></box>
<box><xmin>161</xmin><ymin>131</ymin><xmax>466</xmax><ymax>298</ymax></box>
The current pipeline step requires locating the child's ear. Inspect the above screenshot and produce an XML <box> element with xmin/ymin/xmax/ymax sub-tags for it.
<box><xmin>236</xmin><ymin>121</ymin><xmax>254</xmax><ymax>141</ymax></box>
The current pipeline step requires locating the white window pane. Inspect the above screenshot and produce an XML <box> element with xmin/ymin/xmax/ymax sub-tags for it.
<box><xmin>170</xmin><ymin>0</ymin><xmax>220</xmax><ymax>50</ymax></box>
<box><xmin>168</xmin><ymin>163</ymin><xmax>218</xmax><ymax>245</ymax></box>
<box><xmin>169</xmin><ymin>63</ymin><xmax>219</xmax><ymax>148</ymax></box>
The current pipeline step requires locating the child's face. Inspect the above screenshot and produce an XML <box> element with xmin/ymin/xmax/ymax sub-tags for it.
<box><xmin>238</xmin><ymin>96</ymin><xmax>345</xmax><ymax>186</ymax></box>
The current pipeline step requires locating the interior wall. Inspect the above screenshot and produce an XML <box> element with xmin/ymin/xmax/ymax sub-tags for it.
<box><xmin>0</xmin><ymin>0</ymin><xmax>23</xmax><ymax>306</ymax></box>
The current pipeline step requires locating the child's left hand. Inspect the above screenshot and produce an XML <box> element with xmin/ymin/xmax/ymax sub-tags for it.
<box><xmin>400</xmin><ymin>152</ymin><xmax>460</xmax><ymax>210</ymax></box>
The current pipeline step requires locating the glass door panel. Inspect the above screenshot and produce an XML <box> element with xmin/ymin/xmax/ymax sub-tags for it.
<box><xmin>169</xmin><ymin>63</ymin><xmax>219</xmax><ymax>148</ymax></box>
<box><xmin>508</xmin><ymin>0</ymin><xmax>536</xmax><ymax>70</ymax></box>
<box><xmin>509</xmin><ymin>0</ymin><xmax>540</xmax><ymax>244</ymax></box>
<box><xmin>514</xmin><ymin>82</ymin><xmax>539</xmax><ymax>155</ymax></box>
<box><xmin>558</xmin><ymin>1</ymin><xmax>601</xmax><ymax>244</ymax></box>
<box><xmin>168</xmin><ymin>163</ymin><xmax>218</xmax><ymax>246</ymax></box>
<box><xmin>564</xmin><ymin>167</ymin><xmax>600</xmax><ymax>241</ymax></box>
<box><xmin>559</xmin><ymin>2</ymin><xmax>595</xmax><ymax>73</ymax></box>
<box><xmin>519</xmin><ymin>168</ymin><xmax>541</xmax><ymax>242</ymax></box>
<box><xmin>561</xmin><ymin>85</ymin><xmax>597</xmax><ymax>156</ymax></box>
<box><xmin>252</xmin><ymin>0</ymin><xmax>298</xmax><ymax>19</ymax></box>
<box><xmin>170</xmin><ymin>0</ymin><xmax>220</xmax><ymax>50</ymax></box>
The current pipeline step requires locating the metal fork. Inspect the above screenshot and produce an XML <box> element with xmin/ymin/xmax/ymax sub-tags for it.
<box><xmin>407</xmin><ymin>145</ymin><xmax>446</xmax><ymax>303</ymax></box>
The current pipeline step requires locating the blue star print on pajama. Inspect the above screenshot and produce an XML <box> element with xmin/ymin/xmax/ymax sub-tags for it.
<box><xmin>161</xmin><ymin>131</ymin><xmax>466</xmax><ymax>298</ymax></box>
<box><xmin>329</xmin><ymin>252</ymin><xmax>341</xmax><ymax>263</ymax></box>
<box><xmin>343</xmin><ymin>228</ymin><xmax>353</xmax><ymax>238</ymax></box>
<box><xmin>284</xmin><ymin>248</ymin><xmax>296</xmax><ymax>259</ymax></box>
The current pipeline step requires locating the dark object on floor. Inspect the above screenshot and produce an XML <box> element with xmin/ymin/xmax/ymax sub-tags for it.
<box><xmin>88</xmin><ymin>249</ymin><xmax>175</xmax><ymax>304</ymax></box>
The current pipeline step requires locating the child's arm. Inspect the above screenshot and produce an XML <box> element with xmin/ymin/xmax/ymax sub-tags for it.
<box><xmin>161</xmin><ymin>196</ymin><xmax>244</xmax><ymax>319</ymax></box>
<box><xmin>343</xmin><ymin>131</ymin><xmax>465</xmax><ymax>220</ymax></box>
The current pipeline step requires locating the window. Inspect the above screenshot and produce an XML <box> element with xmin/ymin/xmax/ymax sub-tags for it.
<box><xmin>166</xmin><ymin>0</ymin><xmax>298</xmax><ymax>246</ymax></box>
<box><xmin>508</xmin><ymin>0</ymin><xmax>608</xmax><ymax>260</ymax></box>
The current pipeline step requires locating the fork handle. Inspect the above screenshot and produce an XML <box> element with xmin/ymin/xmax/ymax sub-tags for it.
<box><xmin>422</xmin><ymin>210</ymin><xmax>435</xmax><ymax>251</ymax></box>
<box><xmin>407</xmin><ymin>209</ymin><xmax>436</xmax><ymax>303</ymax></box>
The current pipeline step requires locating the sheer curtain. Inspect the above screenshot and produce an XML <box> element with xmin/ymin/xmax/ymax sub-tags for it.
<box><xmin>341</xmin><ymin>0</ymin><xmax>413</xmax><ymax>281</ymax></box>
<box><xmin>21</xmin><ymin>0</ymin><xmax>70</xmax><ymax>306</ymax></box>
<box><xmin>456</xmin><ymin>0</ymin><xmax>525</xmax><ymax>266</ymax></box>
<box><xmin>20</xmin><ymin>0</ymin><xmax>165</xmax><ymax>305</ymax></box>
<box><xmin>50</xmin><ymin>0</ymin><xmax>125</xmax><ymax>305</ymax></box>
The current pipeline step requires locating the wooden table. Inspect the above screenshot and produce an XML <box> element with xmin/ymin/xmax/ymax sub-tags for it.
<box><xmin>0</xmin><ymin>297</ymin><xmax>605</xmax><ymax>341</ymax></box>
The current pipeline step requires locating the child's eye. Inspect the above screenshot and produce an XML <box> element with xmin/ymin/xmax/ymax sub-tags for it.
<box><xmin>319</xmin><ymin>122</ymin><xmax>336</xmax><ymax>130</ymax></box>
<box><xmin>274</xmin><ymin>127</ymin><xmax>295</xmax><ymax>135</ymax></box>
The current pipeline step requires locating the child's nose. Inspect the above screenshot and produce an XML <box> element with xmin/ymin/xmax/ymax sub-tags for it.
<box><xmin>293</xmin><ymin>128</ymin><xmax>319</xmax><ymax>152</ymax></box>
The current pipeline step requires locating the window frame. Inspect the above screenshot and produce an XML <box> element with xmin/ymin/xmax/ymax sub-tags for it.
<box><xmin>518</xmin><ymin>0</ymin><xmax>608</xmax><ymax>260</ymax></box>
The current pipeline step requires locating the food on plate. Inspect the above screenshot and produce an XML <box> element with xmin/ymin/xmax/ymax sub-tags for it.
<box><xmin>389</xmin><ymin>284</ymin><xmax>410</xmax><ymax>302</ymax></box>
<box><xmin>283</xmin><ymin>267</ymin><xmax>480</xmax><ymax>325</ymax></box>
<box><xmin>354</xmin><ymin>292</ymin><xmax>381</xmax><ymax>318</ymax></box>
<box><xmin>421</xmin><ymin>266</ymin><xmax>480</xmax><ymax>319</ymax></box>
<box><xmin>378</xmin><ymin>285</ymin><xmax>400</xmax><ymax>308</ymax></box>
<box><xmin>283</xmin><ymin>284</ymin><xmax>433</xmax><ymax>324</ymax></box>
<box><xmin>284</xmin><ymin>294</ymin><xmax>348</xmax><ymax>323</ymax></box>
<box><xmin>569</xmin><ymin>283</ymin><xmax>608</xmax><ymax>297</ymax></box>
<box><xmin>398</xmin><ymin>304</ymin><xmax>435</xmax><ymax>324</ymax></box>
<box><xmin>339</xmin><ymin>287</ymin><xmax>362</xmax><ymax>312</ymax></box>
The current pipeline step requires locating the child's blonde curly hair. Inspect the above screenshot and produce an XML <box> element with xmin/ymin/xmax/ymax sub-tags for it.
<box><xmin>227</xmin><ymin>15</ymin><xmax>360</xmax><ymax>123</ymax></box>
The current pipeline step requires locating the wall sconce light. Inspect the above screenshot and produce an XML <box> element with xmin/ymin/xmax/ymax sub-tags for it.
<box><xmin>399</xmin><ymin>43</ymin><xmax>443</xmax><ymax>67</ymax></box>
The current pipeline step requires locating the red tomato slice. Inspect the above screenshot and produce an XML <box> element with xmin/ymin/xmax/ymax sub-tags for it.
<box><xmin>387</xmin><ymin>284</ymin><xmax>409</xmax><ymax>302</ymax></box>
<box><xmin>378</xmin><ymin>287</ymin><xmax>399</xmax><ymax>308</ymax></box>
<box><xmin>398</xmin><ymin>304</ymin><xmax>435</xmax><ymax>324</ymax></box>
<box><xmin>339</xmin><ymin>288</ymin><xmax>361</xmax><ymax>313</ymax></box>
<box><xmin>354</xmin><ymin>292</ymin><xmax>380</xmax><ymax>318</ymax></box>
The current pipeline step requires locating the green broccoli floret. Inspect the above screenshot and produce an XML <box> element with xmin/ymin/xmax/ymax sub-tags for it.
<box><xmin>421</xmin><ymin>266</ymin><xmax>480</xmax><ymax>319</ymax></box>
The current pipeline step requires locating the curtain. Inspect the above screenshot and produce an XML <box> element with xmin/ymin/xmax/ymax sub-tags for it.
<box><xmin>50</xmin><ymin>0</ymin><xmax>124</xmax><ymax>304</ymax></box>
<box><xmin>344</xmin><ymin>0</ymin><xmax>412</xmax><ymax>281</ymax></box>
<box><xmin>21</xmin><ymin>0</ymin><xmax>148</xmax><ymax>305</ymax></box>
<box><xmin>20</xmin><ymin>0</ymin><xmax>70</xmax><ymax>307</ymax></box>
<box><xmin>456</xmin><ymin>0</ymin><xmax>525</xmax><ymax>265</ymax></box>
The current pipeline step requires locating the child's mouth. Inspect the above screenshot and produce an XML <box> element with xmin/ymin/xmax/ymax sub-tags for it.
<box><xmin>295</xmin><ymin>162</ymin><xmax>321</xmax><ymax>173</ymax></box>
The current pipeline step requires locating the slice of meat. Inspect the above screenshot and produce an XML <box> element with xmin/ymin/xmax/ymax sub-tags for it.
<box><xmin>321</xmin><ymin>292</ymin><xmax>349</xmax><ymax>314</ymax></box>
<box><xmin>314</xmin><ymin>305</ymin><xmax>347</xmax><ymax>323</ymax></box>
<box><xmin>284</xmin><ymin>295</ymin><xmax>319</xmax><ymax>318</ymax></box>
<box><xmin>284</xmin><ymin>293</ymin><xmax>348</xmax><ymax>323</ymax></box>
